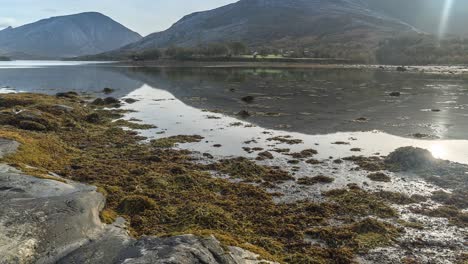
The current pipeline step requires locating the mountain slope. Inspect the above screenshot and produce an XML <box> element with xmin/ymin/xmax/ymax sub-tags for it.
<box><xmin>118</xmin><ymin>0</ymin><xmax>415</xmax><ymax>52</ymax></box>
<box><xmin>0</xmin><ymin>12</ymin><xmax>142</xmax><ymax>59</ymax></box>
<box><xmin>363</xmin><ymin>0</ymin><xmax>468</xmax><ymax>36</ymax></box>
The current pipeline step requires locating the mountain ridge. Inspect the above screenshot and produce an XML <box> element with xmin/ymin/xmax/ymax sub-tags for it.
<box><xmin>115</xmin><ymin>0</ymin><xmax>416</xmax><ymax>54</ymax></box>
<box><xmin>0</xmin><ymin>12</ymin><xmax>142</xmax><ymax>59</ymax></box>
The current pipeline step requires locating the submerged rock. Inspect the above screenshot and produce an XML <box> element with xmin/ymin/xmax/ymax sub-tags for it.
<box><xmin>241</xmin><ymin>96</ymin><xmax>255</xmax><ymax>103</ymax></box>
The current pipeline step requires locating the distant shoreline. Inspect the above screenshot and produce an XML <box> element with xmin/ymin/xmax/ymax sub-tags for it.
<box><xmin>110</xmin><ymin>60</ymin><xmax>468</xmax><ymax>75</ymax></box>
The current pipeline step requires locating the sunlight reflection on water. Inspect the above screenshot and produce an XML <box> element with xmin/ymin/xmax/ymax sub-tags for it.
<box><xmin>124</xmin><ymin>85</ymin><xmax>468</xmax><ymax>165</ymax></box>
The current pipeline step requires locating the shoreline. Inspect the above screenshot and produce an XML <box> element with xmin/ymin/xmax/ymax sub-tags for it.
<box><xmin>0</xmin><ymin>92</ymin><xmax>466</xmax><ymax>263</ymax></box>
<box><xmin>109</xmin><ymin>60</ymin><xmax>468</xmax><ymax>76</ymax></box>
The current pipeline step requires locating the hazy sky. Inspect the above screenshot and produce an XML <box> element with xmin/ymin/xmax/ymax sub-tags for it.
<box><xmin>0</xmin><ymin>0</ymin><xmax>237</xmax><ymax>36</ymax></box>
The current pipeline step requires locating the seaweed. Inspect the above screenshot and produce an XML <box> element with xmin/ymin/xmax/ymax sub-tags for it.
<box><xmin>297</xmin><ymin>175</ymin><xmax>334</xmax><ymax>185</ymax></box>
<box><xmin>0</xmin><ymin>93</ymin><xmax>405</xmax><ymax>263</ymax></box>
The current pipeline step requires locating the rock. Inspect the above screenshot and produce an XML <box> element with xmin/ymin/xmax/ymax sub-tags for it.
<box><xmin>256</xmin><ymin>151</ymin><xmax>274</xmax><ymax>160</ymax></box>
<box><xmin>53</xmin><ymin>104</ymin><xmax>74</xmax><ymax>113</ymax></box>
<box><xmin>297</xmin><ymin>175</ymin><xmax>334</xmax><ymax>185</ymax></box>
<box><xmin>241</xmin><ymin>96</ymin><xmax>254</xmax><ymax>103</ymax></box>
<box><xmin>367</xmin><ymin>172</ymin><xmax>391</xmax><ymax>182</ymax></box>
<box><xmin>124</xmin><ymin>98</ymin><xmax>138</xmax><ymax>104</ymax></box>
<box><xmin>56</xmin><ymin>91</ymin><xmax>79</xmax><ymax>98</ymax></box>
<box><xmin>354</xmin><ymin>117</ymin><xmax>368</xmax><ymax>122</ymax></box>
<box><xmin>85</xmin><ymin>113</ymin><xmax>103</xmax><ymax>123</ymax></box>
<box><xmin>389</xmin><ymin>92</ymin><xmax>401</xmax><ymax>97</ymax></box>
<box><xmin>18</xmin><ymin>120</ymin><xmax>47</xmax><ymax>131</ymax></box>
<box><xmin>117</xmin><ymin>195</ymin><xmax>157</xmax><ymax>214</ymax></box>
<box><xmin>0</xmin><ymin>139</ymin><xmax>273</xmax><ymax>264</ymax></box>
<box><xmin>102</xmin><ymin>88</ymin><xmax>115</xmax><ymax>94</ymax></box>
<box><xmin>92</xmin><ymin>97</ymin><xmax>121</xmax><ymax>107</ymax></box>
<box><xmin>203</xmin><ymin>153</ymin><xmax>214</xmax><ymax>159</ymax></box>
<box><xmin>385</xmin><ymin>147</ymin><xmax>435</xmax><ymax>171</ymax></box>
<box><xmin>396</xmin><ymin>66</ymin><xmax>407</xmax><ymax>72</ymax></box>
<box><xmin>236</xmin><ymin>110</ymin><xmax>251</xmax><ymax>118</ymax></box>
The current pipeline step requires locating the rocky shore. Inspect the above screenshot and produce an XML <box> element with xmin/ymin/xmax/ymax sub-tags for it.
<box><xmin>0</xmin><ymin>93</ymin><xmax>466</xmax><ymax>263</ymax></box>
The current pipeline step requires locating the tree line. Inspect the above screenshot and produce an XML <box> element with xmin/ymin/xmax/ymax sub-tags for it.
<box><xmin>130</xmin><ymin>42</ymin><xmax>248</xmax><ymax>61</ymax></box>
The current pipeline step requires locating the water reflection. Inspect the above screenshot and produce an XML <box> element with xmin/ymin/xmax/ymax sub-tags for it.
<box><xmin>124</xmin><ymin>85</ymin><xmax>468</xmax><ymax>165</ymax></box>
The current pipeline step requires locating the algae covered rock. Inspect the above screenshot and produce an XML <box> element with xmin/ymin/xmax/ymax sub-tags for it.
<box><xmin>117</xmin><ymin>195</ymin><xmax>157</xmax><ymax>214</ymax></box>
<box><xmin>385</xmin><ymin>147</ymin><xmax>435</xmax><ymax>171</ymax></box>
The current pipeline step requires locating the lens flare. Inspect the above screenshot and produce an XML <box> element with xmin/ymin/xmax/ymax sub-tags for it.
<box><xmin>438</xmin><ymin>0</ymin><xmax>454</xmax><ymax>40</ymax></box>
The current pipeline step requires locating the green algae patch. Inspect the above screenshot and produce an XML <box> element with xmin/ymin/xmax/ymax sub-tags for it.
<box><xmin>0</xmin><ymin>93</ymin><xmax>404</xmax><ymax>263</ymax></box>
<box><xmin>209</xmin><ymin>157</ymin><xmax>294</xmax><ymax>183</ymax></box>
<box><xmin>375</xmin><ymin>191</ymin><xmax>423</xmax><ymax>205</ymax></box>
<box><xmin>367</xmin><ymin>172</ymin><xmax>391</xmax><ymax>182</ymax></box>
<box><xmin>151</xmin><ymin>135</ymin><xmax>204</xmax><ymax>148</ymax></box>
<box><xmin>324</xmin><ymin>189</ymin><xmax>398</xmax><ymax>218</ymax></box>
<box><xmin>343</xmin><ymin>156</ymin><xmax>386</xmax><ymax>172</ymax></box>
<box><xmin>306</xmin><ymin>218</ymin><xmax>400</xmax><ymax>253</ymax></box>
<box><xmin>411</xmin><ymin>205</ymin><xmax>468</xmax><ymax>228</ymax></box>
<box><xmin>113</xmin><ymin>119</ymin><xmax>157</xmax><ymax>130</ymax></box>
<box><xmin>297</xmin><ymin>175</ymin><xmax>334</xmax><ymax>185</ymax></box>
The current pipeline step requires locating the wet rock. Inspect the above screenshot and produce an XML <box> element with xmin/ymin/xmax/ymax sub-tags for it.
<box><xmin>241</xmin><ymin>96</ymin><xmax>255</xmax><ymax>103</ymax></box>
<box><xmin>256</xmin><ymin>151</ymin><xmax>274</xmax><ymax>160</ymax></box>
<box><xmin>396</xmin><ymin>66</ymin><xmax>407</xmax><ymax>72</ymax></box>
<box><xmin>92</xmin><ymin>97</ymin><xmax>121</xmax><ymax>107</ymax></box>
<box><xmin>367</xmin><ymin>172</ymin><xmax>391</xmax><ymax>182</ymax></box>
<box><xmin>344</xmin><ymin>156</ymin><xmax>385</xmax><ymax>172</ymax></box>
<box><xmin>117</xmin><ymin>195</ymin><xmax>157</xmax><ymax>214</ymax></box>
<box><xmin>124</xmin><ymin>98</ymin><xmax>138</xmax><ymax>104</ymax></box>
<box><xmin>305</xmin><ymin>159</ymin><xmax>322</xmax><ymax>165</ymax></box>
<box><xmin>431</xmin><ymin>109</ymin><xmax>441</xmax><ymax>112</ymax></box>
<box><xmin>332</xmin><ymin>141</ymin><xmax>350</xmax><ymax>145</ymax></box>
<box><xmin>56</xmin><ymin>91</ymin><xmax>79</xmax><ymax>98</ymax></box>
<box><xmin>290</xmin><ymin>149</ymin><xmax>318</xmax><ymax>159</ymax></box>
<box><xmin>53</xmin><ymin>104</ymin><xmax>74</xmax><ymax>113</ymax></box>
<box><xmin>236</xmin><ymin>110</ymin><xmax>251</xmax><ymax>118</ymax></box>
<box><xmin>102</xmin><ymin>87</ymin><xmax>115</xmax><ymax>94</ymax></box>
<box><xmin>213</xmin><ymin>144</ymin><xmax>222</xmax><ymax>148</ymax></box>
<box><xmin>18</xmin><ymin>120</ymin><xmax>47</xmax><ymax>131</ymax></box>
<box><xmin>203</xmin><ymin>153</ymin><xmax>214</xmax><ymax>159</ymax></box>
<box><xmin>297</xmin><ymin>175</ymin><xmax>334</xmax><ymax>185</ymax></box>
<box><xmin>267</xmin><ymin>136</ymin><xmax>303</xmax><ymax>145</ymax></box>
<box><xmin>354</xmin><ymin>117</ymin><xmax>368</xmax><ymax>122</ymax></box>
<box><xmin>385</xmin><ymin>147</ymin><xmax>435</xmax><ymax>171</ymax></box>
<box><xmin>350</xmin><ymin>148</ymin><xmax>362</xmax><ymax>152</ymax></box>
<box><xmin>85</xmin><ymin>113</ymin><xmax>103</xmax><ymax>124</ymax></box>
<box><xmin>389</xmin><ymin>91</ymin><xmax>401</xmax><ymax>97</ymax></box>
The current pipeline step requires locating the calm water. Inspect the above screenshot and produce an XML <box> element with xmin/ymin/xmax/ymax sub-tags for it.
<box><xmin>2</xmin><ymin>61</ymin><xmax>468</xmax><ymax>164</ymax></box>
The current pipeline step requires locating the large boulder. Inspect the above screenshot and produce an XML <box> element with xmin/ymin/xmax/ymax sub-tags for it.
<box><xmin>385</xmin><ymin>147</ymin><xmax>435</xmax><ymax>171</ymax></box>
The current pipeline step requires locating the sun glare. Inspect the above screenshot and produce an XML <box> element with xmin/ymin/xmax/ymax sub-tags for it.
<box><xmin>430</xmin><ymin>144</ymin><xmax>448</xmax><ymax>159</ymax></box>
<box><xmin>438</xmin><ymin>0</ymin><xmax>454</xmax><ymax>40</ymax></box>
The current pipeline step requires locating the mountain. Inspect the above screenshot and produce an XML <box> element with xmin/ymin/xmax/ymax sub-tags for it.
<box><xmin>363</xmin><ymin>0</ymin><xmax>468</xmax><ymax>36</ymax></box>
<box><xmin>116</xmin><ymin>0</ymin><xmax>416</xmax><ymax>53</ymax></box>
<box><xmin>0</xmin><ymin>12</ymin><xmax>142</xmax><ymax>59</ymax></box>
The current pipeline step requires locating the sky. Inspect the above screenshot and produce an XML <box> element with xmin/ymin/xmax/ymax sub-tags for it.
<box><xmin>0</xmin><ymin>0</ymin><xmax>237</xmax><ymax>36</ymax></box>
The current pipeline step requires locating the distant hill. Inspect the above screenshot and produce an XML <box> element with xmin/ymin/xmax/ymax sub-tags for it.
<box><xmin>114</xmin><ymin>0</ymin><xmax>415</xmax><ymax>54</ymax></box>
<box><xmin>0</xmin><ymin>12</ymin><xmax>142</xmax><ymax>59</ymax></box>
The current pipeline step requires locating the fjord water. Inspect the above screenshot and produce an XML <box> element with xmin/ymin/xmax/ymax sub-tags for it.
<box><xmin>2</xmin><ymin>61</ymin><xmax>468</xmax><ymax>164</ymax></box>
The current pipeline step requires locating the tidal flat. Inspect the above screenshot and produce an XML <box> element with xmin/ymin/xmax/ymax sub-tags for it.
<box><xmin>0</xmin><ymin>62</ymin><xmax>467</xmax><ymax>263</ymax></box>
